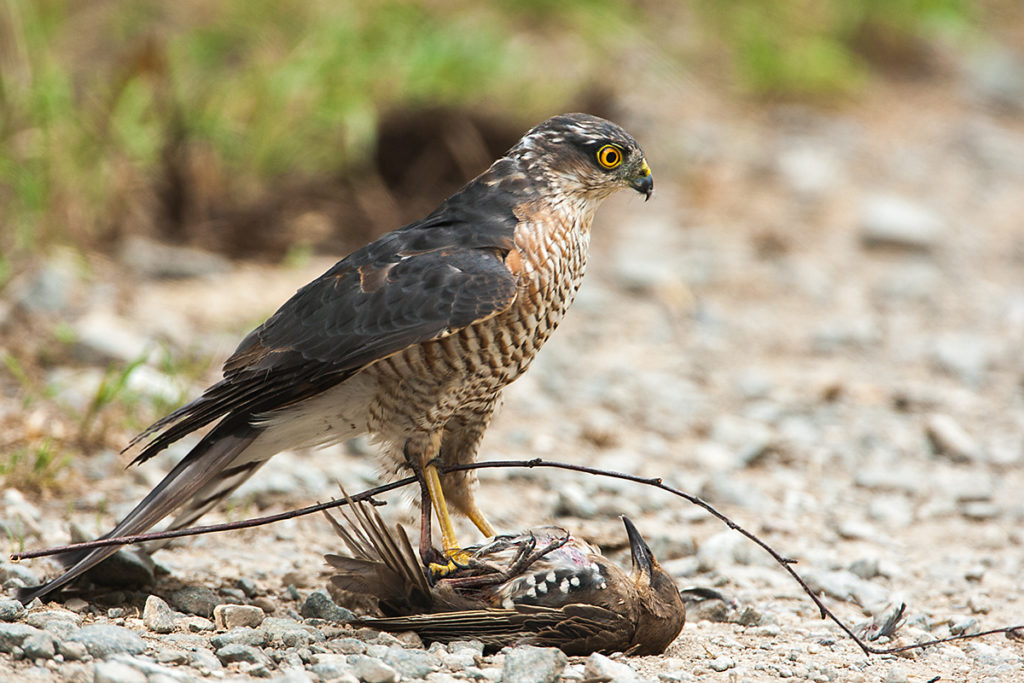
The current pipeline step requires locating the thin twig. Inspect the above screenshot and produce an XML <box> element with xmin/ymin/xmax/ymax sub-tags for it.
<box><xmin>10</xmin><ymin>480</ymin><xmax>407</xmax><ymax>560</ymax></box>
<box><xmin>10</xmin><ymin>458</ymin><xmax>1023</xmax><ymax>655</ymax></box>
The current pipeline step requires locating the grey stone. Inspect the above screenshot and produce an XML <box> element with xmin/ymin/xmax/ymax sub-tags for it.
<box><xmin>382</xmin><ymin>645</ymin><xmax>437</xmax><ymax>679</ymax></box>
<box><xmin>859</xmin><ymin>194</ymin><xmax>942</xmax><ymax>252</ymax></box>
<box><xmin>328</xmin><ymin>637</ymin><xmax>366</xmax><ymax>654</ymax></box>
<box><xmin>57</xmin><ymin>662</ymin><xmax>94</xmax><ymax>683</ymax></box>
<box><xmin>119</xmin><ymin>235</ymin><xmax>232</xmax><ymax>279</ymax></box>
<box><xmin>11</xmin><ymin>258</ymin><xmax>78</xmax><ymax>314</ymax></box>
<box><xmin>926</xmin><ymin>414</ymin><xmax>982</xmax><ymax>462</ymax></box>
<box><xmin>301</xmin><ymin>589</ymin><xmax>354</xmax><ymax>623</ymax></box>
<box><xmin>22</xmin><ymin>630</ymin><xmax>56</xmax><ymax>659</ymax></box>
<box><xmin>58</xmin><ymin>640</ymin><xmax>90</xmax><ymax>661</ymax></box>
<box><xmin>0</xmin><ymin>561</ymin><xmax>41</xmax><ymax>587</ymax></box>
<box><xmin>0</xmin><ymin>598</ymin><xmax>26</xmax><ymax>621</ymax></box>
<box><xmin>186</xmin><ymin>648</ymin><xmax>223</xmax><ymax>673</ymax></box>
<box><xmin>584</xmin><ymin>653</ymin><xmax>637</xmax><ymax>681</ymax></box>
<box><xmin>961</xmin><ymin>501</ymin><xmax>1001</xmax><ymax>521</ymax></box>
<box><xmin>261</xmin><ymin>617</ymin><xmax>324</xmax><ymax>647</ymax></box>
<box><xmin>500</xmin><ymin>645</ymin><xmax>568</xmax><ymax>683</ymax></box>
<box><xmin>449</xmin><ymin>639</ymin><xmax>485</xmax><ymax>656</ymax></box>
<box><xmin>553</xmin><ymin>483</ymin><xmax>598</xmax><ymax>518</ymax></box>
<box><xmin>696</xmin><ymin>530</ymin><xmax>770</xmax><ymax>571</ymax></box>
<box><xmin>152</xmin><ymin>648</ymin><xmax>189</xmax><ymax>665</ymax></box>
<box><xmin>804</xmin><ymin>570</ymin><xmax>889</xmax><ymax>611</ymax></box>
<box><xmin>929</xmin><ymin>334</ymin><xmax>992</xmax><ymax>385</ymax></box>
<box><xmin>210</xmin><ymin>626</ymin><xmax>267</xmax><ymax>649</ymax></box>
<box><xmin>965</xmin><ymin>47</ymin><xmax>1024</xmax><ymax>113</ymax></box>
<box><xmin>143</xmin><ymin>595</ymin><xmax>177</xmax><ymax>634</ymax></box>
<box><xmin>84</xmin><ymin>547</ymin><xmax>156</xmax><ymax>590</ymax></box>
<box><xmin>883</xmin><ymin>665</ymin><xmax>908</xmax><ymax>683</ymax></box>
<box><xmin>308</xmin><ymin>653</ymin><xmax>357</xmax><ymax>682</ymax></box>
<box><xmin>849</xmin><ymin>557</ymin><xmax>881</xmax><ymax>580</ymax></box>
<box><xmin>107</xmin><ymin>654</ymin><xmax>199</xmax><ymax>682</ymax></box>
<box><xmin>775</xmin><ymin>144</ymin><xmax>840</xmax><ymax>199</ymax></box>
<box><xmin>214</xmin><ymin>603</ymin><xmax>265</xmax><ymax>630</ymax></box>
<box><xmin>0</xmin><ymin>622</ymin><xmax>45</xmax><ymax>653</ymax></box>
<box><xmin>348</xmin><ymin>654</ymin><xmax>400</xmax><ymax>683</ymax></box>
<box><xmin>272</xmin><ymin>669</ymin><xmax>319</xmax><ymax>683</ymax></box>
<box><xmin>709</xmin><ymin>656</ymin><xmax>735</xmax><ymax>672</ymax></box>
<box><xmin>68</xmin><ymin>624</ymin><xmax>147</xmax><ymax>659</ymax></box>
<box><xmin>169</xmin><ymin>586</ymin><xmax>220</xmax><ymax>618</ymax></box>
<box><xmin>93</xmin><ymin>659</ymin><xmax>149</xmax><ymax>683</ymax></box>
<box><xmin>181</xmin><ymin>616</ymin><xmax>215</xmax><ymax>632</ymax></box>
<box><xmin>215</xmin><ymin>642</ymin><xmax>271</xmax><ymax>666</ymax></box>
<box><xmin>393</xmin><ymin>630</ymin><xmax>423</xmax><ymax>648</ymax></box>
<box><xmin>236</xmin><ymin>577</ymin><xmax>259</xmax><ymax>598</ymax></box>
<box><xmin>72</xmin><ymin>309</ymin><xmax>156</xmax><ymax>365</ymax></box>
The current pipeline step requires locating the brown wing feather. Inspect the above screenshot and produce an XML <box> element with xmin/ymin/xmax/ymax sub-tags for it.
<box><xmin>125</xmin><ymin>164</ymin><xmax>536</xmax><ymax>464</ymax></box>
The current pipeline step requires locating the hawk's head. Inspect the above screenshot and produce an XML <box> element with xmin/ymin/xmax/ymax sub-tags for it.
<box><xmin>509</xmin><ymin>113</ymin><xmax>653</xmax><ymax>203</ymax></box>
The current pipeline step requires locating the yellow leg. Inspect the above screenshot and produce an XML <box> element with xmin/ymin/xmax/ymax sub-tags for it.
<box><xmin>423</xmin><ymin>462</ymin><xmax>460</xmax><ymax>554</ymax></box>
<box><xmin>464</xmin><ymin>501</ymin><xmax>496</xmax><ymax>538</ymax></box>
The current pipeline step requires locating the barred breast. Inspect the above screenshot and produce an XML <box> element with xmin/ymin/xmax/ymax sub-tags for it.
<box><xmin>366</xmin><ymin>209</ymin><xmax>591</xmax><ymax>449</ymax></box>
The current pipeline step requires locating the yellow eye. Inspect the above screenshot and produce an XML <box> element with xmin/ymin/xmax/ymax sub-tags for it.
<box><xmin>596</xmin><ymin>144</ymin><xmax>623</xmax><ymax>169</ymax></box>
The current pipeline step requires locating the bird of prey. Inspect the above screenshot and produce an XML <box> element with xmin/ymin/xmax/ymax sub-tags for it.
<box><xmin>19</xmin><ymin>113</ymin><xmax>653</xmax><ymax>603</ymax></box>
<box><xmin>324</xmin><ymin>500</ymin><xmax>686</xmax><ymax>656</ymax></box>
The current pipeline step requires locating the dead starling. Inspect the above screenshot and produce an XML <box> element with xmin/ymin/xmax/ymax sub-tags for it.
<box><xmin>323</xmin><ymin>501</ymin><xmax>685</xmax><ymax>656</ymax></box>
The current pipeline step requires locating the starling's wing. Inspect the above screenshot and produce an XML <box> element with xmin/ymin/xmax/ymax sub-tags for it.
<box><xmin>355</xmin><ymin>604</ymin><xmax>633</xmax><ymax>656</ymax></box>
<box><xmin>125</xmin><ymin>170</ymin><xmax>525</xmax><ymax>464</ymax></box>
<box><xmin>323</xmin><ymin>495</ymin><xmax>432</xmax><ymax>613</ymax></box>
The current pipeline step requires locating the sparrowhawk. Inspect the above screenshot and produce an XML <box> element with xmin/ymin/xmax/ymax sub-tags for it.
<box><xmin>19</xmin><ymin>112</ymin><xmax>653</xmax><ymax>603</ymax></box>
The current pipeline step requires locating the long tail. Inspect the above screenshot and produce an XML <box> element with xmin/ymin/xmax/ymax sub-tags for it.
<box><xmin>17</xmin><ymin>419</ymin><xmax>262</xmax><ymax>604</ymax></box>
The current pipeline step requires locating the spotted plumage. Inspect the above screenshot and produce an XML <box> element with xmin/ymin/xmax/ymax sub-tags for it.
<box><xmin>19</xmin><ymin>113</ymin><xmax>653</xmax><ymax>604</ymax></box>
<box><xmin>324</xmin><ymin>501</ymin><xmax>686</xmax><ymax>656</ymax></box>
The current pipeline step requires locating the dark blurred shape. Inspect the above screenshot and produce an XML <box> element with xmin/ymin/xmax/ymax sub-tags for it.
<box><xmin>323</xmin><ymin>501</ymin><xmax>686</xmax><ymax>656</ymax></box>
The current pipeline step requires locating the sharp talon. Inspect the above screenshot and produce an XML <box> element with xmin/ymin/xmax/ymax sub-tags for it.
<box><xmin>429</xmin><ymin>548</ymin><xmax>473</xmax><ymax>579</ymax></box>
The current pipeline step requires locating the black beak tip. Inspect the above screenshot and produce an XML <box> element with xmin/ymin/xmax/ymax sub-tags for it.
<box><xmin>621</xmin><ymin>516</ymin><xmax>654</xmax><ymax>574</ymax></box>
<box><xmin>631</xmin><ymin>175</ymin><xmax>654</xmax><ymax>201</ymax></box>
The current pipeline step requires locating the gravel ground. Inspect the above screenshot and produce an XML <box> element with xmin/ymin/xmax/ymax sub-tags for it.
<box><xmin>3</xmin><ymin>59</ymin><xmax>1024</xmax><ymax>682</ymax></box>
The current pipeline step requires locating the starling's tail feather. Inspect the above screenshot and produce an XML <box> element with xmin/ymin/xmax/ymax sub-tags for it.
<box><xmin>17</xmin><ymin>420</ymin><xmax>261</xmax><ymax>604</ymax></box>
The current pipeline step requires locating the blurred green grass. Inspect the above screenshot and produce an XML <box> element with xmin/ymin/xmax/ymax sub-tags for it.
<box><xmin>0</xmin><ymin>0</ymin><xmax>989</xmax><ymax>280</ymax></box>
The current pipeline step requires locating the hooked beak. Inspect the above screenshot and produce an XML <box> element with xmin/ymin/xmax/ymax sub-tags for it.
<box><xmin>630</xmin><ymin>160</ymin><xmax>653</xmax><ymax>201</ymax></box>
<box><xmin>622</xmin><ymin>516</ymin><xmax>654</xmax><ymax>578</ymax></box>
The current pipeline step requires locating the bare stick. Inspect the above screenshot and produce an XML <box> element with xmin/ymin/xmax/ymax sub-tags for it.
<box><xmin>11</xmin><ymin>458</ymin><xmax>1023</xmax><ymax>655</ymax></box>
<box><xmin>10</xmin><ymin>478</ymin><xmax>410</xmax><ymax>560</ymax></box>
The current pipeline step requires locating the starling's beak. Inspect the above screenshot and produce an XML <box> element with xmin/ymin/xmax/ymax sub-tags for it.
<box><xmin>630</xmin><ymin>160</ymin><xmax>654</xmax><ymax>201</ymax></box>
<box><xmin>622</xmin><ymin>516</ymin><xmax>654</xmax><ymax>578</ymax></box>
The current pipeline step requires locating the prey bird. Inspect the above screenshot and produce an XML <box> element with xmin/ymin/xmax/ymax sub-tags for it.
<box><xmin>18</xmin><ymin>113</ymin><xmax>653</xmax><ymax>603</ymax></box>
<box><xmin>324</xmin><ymin>501</ymin><xmax>686</xmax><ymax>656</ymax></box>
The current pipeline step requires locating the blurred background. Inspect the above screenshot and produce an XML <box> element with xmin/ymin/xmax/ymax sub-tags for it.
<box><xmin>1</xmin><ymin>3</ymin><xmax>1024</xmax><ymax>673</ymax></box>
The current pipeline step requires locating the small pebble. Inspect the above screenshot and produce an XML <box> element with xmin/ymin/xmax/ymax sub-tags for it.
<box><xmin>0</xmin><ymin>599</ymin><xmax>26</xmax><ymax>621</ymax></box>
<box><xmin>501</xmin><ymin>646</ymin><xmax>568</xmax><ymax>683</ymax></box>
<box><xmin>0</xmin><ymin>623</ymin><xmax>45</xmax><ymax>654</ymax></box>
<box><xmin>348</xmin><ymin>654</ymin><xmax>400</xmax><ymax>683</ymax></box>
<box><xmin>68</xmin><ymin>624</ymin><xmax>147</xmax><ymax>659</ymax></box>
<box><xmin>93</xmin><ymin>659</ymin><xmax>148</xmax><ymax>683</ymax></box>
<box><xmin>214</xmin><ymin>603</ymin><xmax>265</xmax><ymax>630</ymax></box>
<box><xmin>709</xmin><ymin>656</ymin><xmax>735</xmax><ymax>672</ymax></box>
<box><xmin>216</xmin><ymin>643</ymin><xmax>272</xmax><ymax>666</ymax></box>
<box><xmin>169</xmin><ymin>586</ymin><xmax>220</xmax><ymax>618</ymax></box>
<box><xmin>585</xmin><ymin>652</ymin><xmax>637</xmax><ymax>681</ymax></box>
<box><xmin>142</xmin><ymin>595</ymin><xmax>177</xmax><ymax>634</ymax></box>
<box><xmin>883</xmin><ymin>665</ymin><xmax>908</xmax><ymax>683</ymax></box>
<box><xmin>301</xmin><ymin>589</ymin><xmax>355</xmax><ymax>623</ymax></box>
